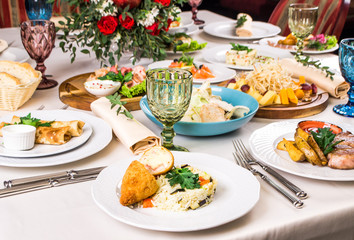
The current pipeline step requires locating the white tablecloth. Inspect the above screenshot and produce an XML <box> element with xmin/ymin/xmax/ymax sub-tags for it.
<box><xmin>0</xmin><ymin>10</ymin><xmax>353</xmax><ymax>240</ymax></box>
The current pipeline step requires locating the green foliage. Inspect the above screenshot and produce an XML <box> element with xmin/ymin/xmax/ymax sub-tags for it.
<box><xmin>16</xmin><ymin>113</ymin><xmax>53</xmax><ymax>128</ymax></box>
<box><xmin>98</xmin><ymin>71</ymin><xmax>133</xmax><ymax>84</ymax></box>
<box><xmin>230</xmin><ymin>43</ymin><xmax>252</xmax><ymax>52</ymax></box>
<box><xmin>106</xmin><ymin>93</ymin><xmax>133</xmax><ymax>119</ymax></box>
<box><xmin>166</xmin><ymin>167</ymin><xmax>201</xmax><ymax>189</ymax></box>
<box><xmin>57</xmin><ymin>0</ymin><xmax>188</xmax><ymax>65</ymax></box>
<box><xmin>235</xmin><ymin>14</ymin><xmax>247</xmax><ymax>28</ymax></box>
<box><xmin>311</xmin><ymin>128</ymin><xmax>344</xmax><ymax>155</ymax></box>
<box><xmin>295</xmin><ymin>54</ymin><xmax>334</xmax><ymax>80</ymax></box>
<box><xmin>119</xmin><ymin>79</ymin><xmax>146</xmax><ymax>98</ymax></box>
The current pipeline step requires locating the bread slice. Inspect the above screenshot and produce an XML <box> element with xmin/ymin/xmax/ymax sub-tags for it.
<box><xmin>139</xmin><ymin>146</ymin><xmax>174</xmax><ymax>175</ymax></box>
<box><xmin>0</xmin><ymin>72</ymin><xmax>21</xmax><ymax>86</ymax></box>
<box><xmin>0</xmin><ymin>61</ymin><xmax>39</xmax><ymax>85</ymax></box>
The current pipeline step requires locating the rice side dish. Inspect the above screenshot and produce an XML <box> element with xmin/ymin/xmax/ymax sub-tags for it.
<box><xmin>146</xmin><ymin>165</ymin><xmax>217</xmax><ymax>211</ymax></box>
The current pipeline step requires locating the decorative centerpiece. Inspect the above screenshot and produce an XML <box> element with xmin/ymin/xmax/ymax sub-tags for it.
<box><xmin>55</xmin><ymin>0</ymin><xmax>188</xmax><ymax>65</ymax></box>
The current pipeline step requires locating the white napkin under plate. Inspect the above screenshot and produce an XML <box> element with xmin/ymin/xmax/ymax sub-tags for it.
<box><xmin>91</xmin><ymin>97</ymin><xmax>161</xmax><ymax>155</ymax></box>
<box><xmin>279</xmin><ymin>58</ymin><xmax>350</xmax><ymax>99</ymax></box>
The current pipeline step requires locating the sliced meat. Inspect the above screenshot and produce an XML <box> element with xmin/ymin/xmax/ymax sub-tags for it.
<box><xmin>327</xmin><ymin>131</ymin><xmax>354</xmax><ymax>170</ymax></box>
<box><xmin>200</xmin><ymin>103</ymin><xmax>226</xmax><ymax>122</ymax></box>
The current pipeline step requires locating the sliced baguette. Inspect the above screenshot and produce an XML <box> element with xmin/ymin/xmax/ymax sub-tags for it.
<box><xmin>0</xmin><ymin>72</ymin><xmax>21</xmax><ymax>86</ymax></box>
<box><xmin>139</xmin><ymin>146</ymin><xmax>174</xmax><ymax>175</ymax></box>
<box><xmin>0</xmin><ymin>61</ymin><xmax>39</xmax><ymax>85</ymax></box>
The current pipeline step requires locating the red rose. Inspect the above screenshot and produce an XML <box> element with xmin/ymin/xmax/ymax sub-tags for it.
<box><xmin>113</xmin><ymin>0</ymin><xmax>141</xmax><ymax>9</ymax></box>
<box><xmin>119</xmin><ymin>14</ymin><xmax>135</xmax><ymax>30</ymax></box>
<box><xmin>145</xmin><ymin>22</ymin><xmax>160</xmax><ymax>36</ymax></box>
<box><xmin>154</xmin><ymin>0</ymin><xmax>170</xmax><ymax>6</ymax></box>
<box><xmin>97</xmin><ymin>16</ymin><xmax>119</xmax><ymax>35</ymax></box>
<box><xmin>162</xmin><ymin>19</ymin><xmax>172</xmax><ymax>32</ymax></box>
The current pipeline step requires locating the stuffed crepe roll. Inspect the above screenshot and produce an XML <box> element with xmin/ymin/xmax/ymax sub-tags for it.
<box><xmin>35</xmin><ymin>126</ymin><xmax>72</xmax><ymax>145</ymax></box>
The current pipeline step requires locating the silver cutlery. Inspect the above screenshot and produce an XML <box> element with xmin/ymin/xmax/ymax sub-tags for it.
<box><xmin>233</xmin><ymin>151</ymin><xmax>304</xmax><ymax>208</ymax></box>
<box><xmin>233</xmin><ymin>139</ymin><xmax>308</xmax><ymax>199</ymax></box>
<box><xmin>1</xmin><ymin>166</ymin><xmax>105</xmax><ymax>198</ymax></box>
<box><xmin>37</xmin><ymin>105</ymin><xmax>45</xmax><ymax>110</ymax></box>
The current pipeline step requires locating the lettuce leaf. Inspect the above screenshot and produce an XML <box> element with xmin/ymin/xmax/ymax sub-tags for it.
<box><xmin>119</xmin><ymin>80</ymin><xmax>146</xmax><ymax>98</ymax></box>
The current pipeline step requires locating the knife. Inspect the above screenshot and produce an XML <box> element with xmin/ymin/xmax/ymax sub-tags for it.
<box><xmin>3</xmin><ymin>166</ymin><xmax>106</xmax><ymax>188</ymax></box>
<box><xmin>0</xmin><ymin>174</ymin><xmax>100</xmax><ymax>198</ymax></box>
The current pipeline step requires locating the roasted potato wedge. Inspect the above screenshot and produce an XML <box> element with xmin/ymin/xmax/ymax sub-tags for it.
<box><xmin>296</xmin><ymin>127</ymin><xmax>310</xmax><ymax>141</ymax></box>
<box><xmin>277</xmin><ymin>139</ymin><xmax>295</xmax><ymax>151</ymax></box>
<box><xmin>282</xmin><ymin>138</ymin><xmax>305</xmax><ymax>162</ymax></box>
<box><xmin>306</xmin><ymin>134</ymin><xmax>327</xmax><ymax>166</ymax></box>
<box><xmin>294</xmin><ymin>135</ymin><xmax>322</xmax><ymax>166</ymax></box>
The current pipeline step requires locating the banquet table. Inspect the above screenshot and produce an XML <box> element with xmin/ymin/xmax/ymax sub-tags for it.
<box><xmin>0</xmin><ymin>10</ymin><xmax>354</xmax><ymax>240</ymax></box>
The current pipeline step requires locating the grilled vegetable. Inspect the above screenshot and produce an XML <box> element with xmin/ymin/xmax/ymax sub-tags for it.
<box><xmin>283</xmin><ymin>138</ymin><xmax>305</xmax><ymax>162</ymax></box>
<box><xmin>294</xmin><ymin>134</ymin><xmax>322</xmax><ymax>166</ymax></box>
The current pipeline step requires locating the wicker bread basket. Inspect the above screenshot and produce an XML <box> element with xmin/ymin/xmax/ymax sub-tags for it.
<box><xmin>0</xmin><ymin>71</ymin><xmax>42</xmax><ymax>111</ymax></box>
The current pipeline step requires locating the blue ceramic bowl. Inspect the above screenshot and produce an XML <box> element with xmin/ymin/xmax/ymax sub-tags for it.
<box><xmin>140</xmin><ymin>86</ymin><xmax>259</xmax><ymax>136</ymax></box>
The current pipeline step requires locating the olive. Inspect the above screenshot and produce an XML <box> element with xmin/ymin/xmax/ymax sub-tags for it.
<box><xmin>173</xmin><ymin>59</ymin><xmax>178</xmax><ymax>62</ymax></box>
<box><xmin>300</xmin><ymin>83</ymin><xmax>312</xmax><ymax>91</ymax></box>
<box><xmin>311</xmin><ymin>83</ymin><xmax>318</xmax><ymax>95</ymax></box>
<box><xmin>240</xmin><ymin>84</ymin><xmax>250</xmax><ymax>93</ymax></box>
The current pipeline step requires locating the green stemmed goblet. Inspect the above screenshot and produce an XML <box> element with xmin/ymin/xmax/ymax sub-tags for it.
<box><xmin>146</xmin><ymin>68</ymin><xmax>193</xmax><ymax>151</ymax></box>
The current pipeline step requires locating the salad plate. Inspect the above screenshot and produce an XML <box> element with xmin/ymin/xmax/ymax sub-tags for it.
<box><xmin>168</xmin><ymin>11</ymin><xmax>194</xmax><ymax>33</ymax></box>
<box><xmin>92</xmin><ymin>151</ymin><xmax>260</xmax><ymax>232</ymax></box>
<box><xmin>147</xmin><ymin>60</ymin><xmax>236</xmax><ymax>83</ymax></box>
<box><xmin>259</xmin><ymin>36</ymin><xmax>339</xmax><ymax>54</ymax></box>
<box><xmin>0</xmin><ymin>110</ymin><xmax>112</xmax><ymax>167</ymax></box>
<box><xmin>203</xmin><ymin>44</ymin><xmax>293</xmax><ymax>70</ymax></box>
<box><xmin>140</xmin><ymin>86</ymin><xmax>259</xmax><ymax>136</ymax></box>
<box><xmin>0</xmin><ymin>47</ymin><xmax>29</xmax><ymax>63</ymax></box>
<box><xmin>249</xmin><ymin>120</ymin><xmax>354</xmax><ymax>181</ymax></box>
<box><xmin>204</xmin><ymin>21</ymin><xmax>281</xmax><ymax>40</ymax></box>
<box><xmin>0</xmin><ymin>112</ymin><xmax>93</xmax><ymax>158</ymax></box>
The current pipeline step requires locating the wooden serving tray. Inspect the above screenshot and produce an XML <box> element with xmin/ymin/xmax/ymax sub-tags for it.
<box><xmin>59</xmin><ymin>72</ymin><xmax>143</xmax><ymax>111</ymax></box>
<box><xmin>218</xmin><ymin>80</ymin><xmax>329</xmax><ymax>119</ymax></box>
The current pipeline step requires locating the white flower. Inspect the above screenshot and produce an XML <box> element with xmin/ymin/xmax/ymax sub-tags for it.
<box><xmin>138</xmin><ymin>7</ymin><xmax>160</xmax><ymax>27</ymax></box>
<box><xmin>94</xmin><ymin>0</ymin><xmax>118</xmax><ymax>16</ymax></box>
<box><xmin>169</xmin><ymin>6</ymin><xmax>181</xmax><ymax>19</ymax></box>
<box><xmin>113</xmin><ymin>32</ymin><xmax>121</xmax><ymax>41</ymax></box>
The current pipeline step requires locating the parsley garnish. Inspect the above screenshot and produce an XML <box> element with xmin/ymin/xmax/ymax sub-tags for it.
<box><xmin>295</xmin><ymin>54</ymin><xmax>334</xmax><ymax>80</ymax></box>
<box><xmin>16</xmin><ymin>113</ymin><xmax>53</xmax><ymax>127</ymax></box>
<box><xmin>235</xmin><ymin>14</ymin><xmax>247</xmax><ymax>28</ymax></box>
<box><xmin>98</xmin><ymin>71</ymin><xmax>133</xmax><ymax>84</ymax></box>
<box><xmin>178</xmin><ymin>54</ymin><xmax>194</xmax><ymax>66</ymax></box>
<box><xmin>166</xmin><ymin>167</ymin><xmax>201</xmax><ymax>190</ymax></box>
<box><xmin>106</xmin><ymin>92</ymin><xmax>133</xmax><ymax>119</ymax></box>
<box><xmin>311</xmin><ymin>128</ymin><xmax>344</xmax><ymax>155</ymax></box>
<box><xmin>230</xmin><ymin>43</ymin><xmax>253</xmax><ymax>53</ymax></box>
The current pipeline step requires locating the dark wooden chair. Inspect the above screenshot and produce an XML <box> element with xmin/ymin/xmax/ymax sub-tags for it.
<box><xmin>268</xmin><ymin>0</ymin><xmax>351</xmax><ymax>39</ymax></box>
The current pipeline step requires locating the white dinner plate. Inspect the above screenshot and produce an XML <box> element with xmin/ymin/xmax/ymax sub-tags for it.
<box><xmin>92</xmin><ymin>152</ymin><xmax>260</xmax><ymax>232</ymax></box>
<box><xmin>0</xmin><ymin>112</ymin><xmax>93</xmax><ymax>158</ymax></box>
<box><xmin>203</xmin><ymin>44</ymin><xmax>293</xmax><ymax>70</ymax></box>
<box><xmin>147</xmin><ymin>60</ymin><xmax>236</xmax><ymax>83</ymax></box>
<box><xmin>259</xmin><ymin>36</ymin><xmax>339</xmax><ymax>54</ymax></box>
<box><xmin>0</xmin><ymin>47</ymin><xmax>29</xmax><ymax>63</ymax></box>
<box><xmin>0</xmin><ymin>110</ymin><xmax>112</xmax><ymax>167</ymax></box>
<box><xmin>168</xmin><ymin>12</ymin><xmax>194</xmax><ymax>34</ymax></box>
<box><xmin>203</xmin><ymin>21</ymin><xmax>281</xmax><ymax>40</ymax></box>
<box><xmin>249</xmin><ymin>120</ymin><xmax>354</xmax><ymax>181</ymax></box>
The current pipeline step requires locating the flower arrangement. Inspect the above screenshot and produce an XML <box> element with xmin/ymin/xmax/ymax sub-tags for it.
<box><xmin>55</xmin><ymin>0</ymin><xmax>188</xmax><ymax>65</ymax></box>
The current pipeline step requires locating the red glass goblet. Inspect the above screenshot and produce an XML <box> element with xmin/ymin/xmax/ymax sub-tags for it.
<box><xmin>188</xmin><ymin>0</ymin><xmax>205</xmax><ymax>25</ymax></box>
<box><xmin>20</xmin><ymin>20</ymin><xmax>57</xmax><ymax>89</ymax></box>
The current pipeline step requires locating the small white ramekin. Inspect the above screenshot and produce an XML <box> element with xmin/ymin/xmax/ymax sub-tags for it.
<box><xmin>2</xmin><ymin>125</ymin><xmax>36</xmax><ymax>150</ymax></box>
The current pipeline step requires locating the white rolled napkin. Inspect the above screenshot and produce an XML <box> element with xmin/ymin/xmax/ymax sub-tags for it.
<box><xmin>91</xmin><ymin>97</ymin><xmax>161</xmax><ymax>155</ymax></box>
<box><xmin>0</xmin><ymin>39</ymin><xmax>8</xmax><ymax>53</ymax></box>
<box><xmin>279</xmin><ymin>58</ymin><xmax>350</xmax><ymax>98</ymax></box>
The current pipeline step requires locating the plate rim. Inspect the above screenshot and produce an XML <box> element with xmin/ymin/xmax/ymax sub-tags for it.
<box><xmin>0</xmin><ymin>47</ymin><xmax>29</xmax><ymax>63</ymax></box>
<box><xmin>249</xmin><ymin>120</ymin><xmax>354</xmax><ymax>181</ymax></box>
<box><xmin>0</xmin><ymin>110</ymin><xmax>112</xmax><ymax>167</ymax></box>
<box><xmin>91</xmin><ymin>151</ymin><xmax>260</xmax><ymax>231</ymax></box>
<box><xmin>203</xmin><ymin>20</ymin><xmax>281</xmax><ymax>40</ymax></box>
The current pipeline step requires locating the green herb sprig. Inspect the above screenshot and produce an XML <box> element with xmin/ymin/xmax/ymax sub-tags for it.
<box><xmin>16</xmin><ymin>113</ymin><xmax>53</xmax><ymax>128</ymax></box>
<box><xmin>311</xmin><ymin>128</ymin><xmax>343</xmax><ymax>155</ymax></box>
<box><xmin>235</xmin><ymin>15</ymin><xmax>247</xmax><ymax>28</ymax></box>
<box><xmin>106</xmin><ymin>93</ymin><xmax>133</xmax><ymax>119</ymax></box>
<box><xmin>166</xmin><ymin>167</ymin><xmax>201</xmax><ymax>190</ymax></box>
<box><xmin>98</xmin><ymin>71</ymin><xmax>133</xmax><ymax>84</ymax></box>
<box><xmin>178</xmin><ymin>54</ymin><xmax>194</xmax><ymax>66</ymax></box>
<box><xmin>295</xmin><ymin>53</ymin><xmax>334</xmax><ymax>80</ymax></box>
<box><xmin>230</xmin><ymin>43</ymin><xmax>253</xmax><ymax>53</ymax></box>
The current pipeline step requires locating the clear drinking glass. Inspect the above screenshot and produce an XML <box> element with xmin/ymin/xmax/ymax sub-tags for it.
<box><xmin>146</xmin><ymin>68</ymin><xmax>193</xmax><ymax>151</ymax></box>
<box><xmin>188</xmin><ymin>0</ymin><xmax>205</xmax><ymax>25</ymax></box>
<box><xmin>288</xmin><ymin>3</ymin><xmax>318</xmax><ymax>57</ymax></box>
<box><xmin>25</xmin><ymin>0</ymin><xmax>53</xmax><ymax>20</ymax></box>
<box><xmin>20</xmin><ymin>20</ymin><xmax>57</xmax><ymax>89</ymax></box>
<box><xmin>333</xmin><ymin>39</ymin><xmax>354</xmax><ymax>117</ymax></box>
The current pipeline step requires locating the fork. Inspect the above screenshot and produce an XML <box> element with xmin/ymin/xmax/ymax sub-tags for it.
<box><xmin>60</xmin><ymin>104</ymin><xmax>69</xmax><ymax>110</ymax></box>
<box><xmin>37</xmin><ymin>105</ymin><xmax>45</xmax><ymax>110</ymax></box>
<box><xmin>233</xmin><ymin>151</ymin><xmax>304</xmax><ymax>209</ymax></box>
<box><xmin>233</xmin><ymin>139</ymin><xmax>308</xmax><ymax>199</ymax></box>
